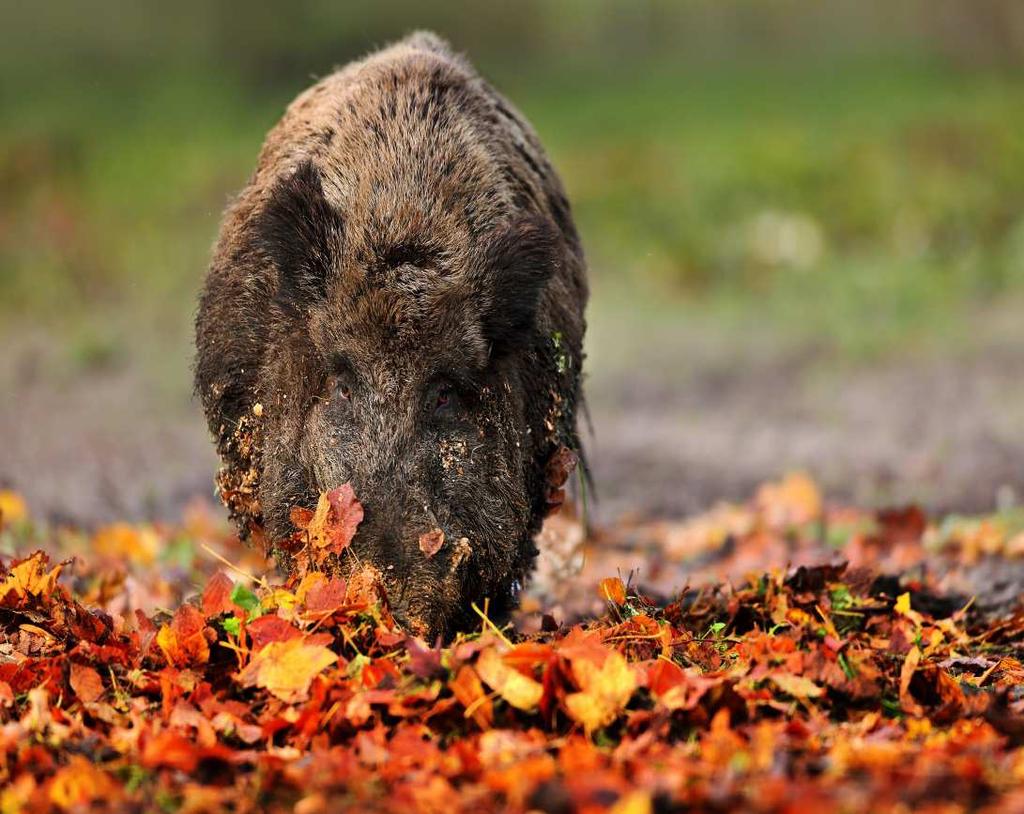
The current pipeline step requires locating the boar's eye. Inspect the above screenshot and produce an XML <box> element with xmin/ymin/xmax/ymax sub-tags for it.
<box><xmin>327</xmin><ymin>365</ymin><xmax>356</xmax><ymax>405</ymax></box>
<box><xmin>429</xmin><ymin>381</ymin><xmax>460</xmax><ymax>418</ymax></box>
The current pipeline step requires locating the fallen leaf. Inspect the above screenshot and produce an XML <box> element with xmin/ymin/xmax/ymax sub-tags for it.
<box><xmin>877</xmin><ymin>505</ymin><xmax>928</xmax><ymax>544</ymax></box>
<box><xmin>237</xmin><ymin>637</ymin><xmax>338</xmax><ymax>703</ymax></box>
<box><xmin>156</xmin><ymin>604</ymin><xmax>211</xmax><ymax>667</ymax></box>
<box><xmin>770</xmin><ymin>672</ymin><xmax>824</xmax><ymax>699</ymax></box>
<box><xmin>49</xmin><ymin>756</ymin><xmax>118</xmax><ymax>809</ymax></box>
<box><xmin>92</xmin><ymin>523</ymin><xmax>160</xmax><ymax>565</ymax></box>
<box><xmin>419</xmin><ymin>528</ymin><xmax>445</xmax><ymax>558</ymax></box>
<box><xmin>756</xmin><ymin>471</ymin><xmax>822</xmax><ymax>527</ymax></box>
<box><xmin>450</xmin><ymin>664</ymin><xmax>493</xmax><ymax>729</ymax></box>
<box><xmin>900</xmin><ymin>646</ymin><xmax>924</xmax><ymax>716</ymax></box>
<box><xmin>476</xmin><ymin>648</ymin><xmax>543</xmax><ymax>711</ymax></box>
<box><xmin>293</xmin><ymin>483</ymin><xmax>364</xmax><ymax>560</ymax></box>
<box><xmin>246</xmin><ymin>615</ymin><xmax>303</xmax><ymax>651</ymax></box>
<box><xmin>69</xmin><ymin>663</ymin><xmax>104</xmax><ymax>703</ymax></box>
<box><xmin>0</xmin><ymin>490</ymin><xmax>28</xmax><ymax>528</ymax></box>
<box><xmin>564</xmin><ymin>650</ymin><xmax>636</xmax><ymax>735</ymax></box>
<box><xmin>202</xmin><ymin>571</ymin><xmax>239</xmax><ymax>617</ymax></box>
<box><xmin>599</xmin><ymin>577</ymin><xmax>627</xmax><ymax>606</ymax></box>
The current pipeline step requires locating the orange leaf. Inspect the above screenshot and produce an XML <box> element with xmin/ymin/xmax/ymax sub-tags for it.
<box><xmin>450</xmin><ymin>664</ymin><xmax>493</xmax><ymax>729</ymax></box>
<box><xmin>92</xmin><ymin>522</ymin><xmax>159</xmax><ymax>565</ymax></box>
<box><xmin>69</xmin><ymin>663</ymin><xmax>104</xmax><ymax>704</ymax></box>
<box><xmin>756</xmin><ymin>472</ymin><xmax>822</xmax><ymax>527</ymax></box>
<box><xmin>900</xmin><ymin>645</ymin><xmax>924</xmax><ymax>716</ymax></box>
<box><xmin>49</xmin><ymin>756</ymin><xmax>118</xmax><ymax>809</ymax></box>
<box><xmin>156</xmin><ymin>604</ymin><xmax>210</xmax><ymax>667</ymax></box>
<box><xmin>599</xmin><ymin>577</ymin><xmax>627</xmax><ymax>606</ymax></box>
<box><xmin>2</xmin><ymin>552</ymin><xmax>62</xmax><ymax>600</ymax></box>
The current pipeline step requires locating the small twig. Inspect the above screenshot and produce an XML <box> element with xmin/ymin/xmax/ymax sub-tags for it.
<box><xmin>472</xmin><ymin>602</ymin><xmax>513</xmax><ymax>648</ymax></box>
<box><xmin>200</xmin><ymin>543</ymin><xmax>269</xmax><ymax>588</ymax></box>
<box><xmin>463</xmin><ymin>691</ymin><xmax>497</xmax><ymax>720</ymax></box>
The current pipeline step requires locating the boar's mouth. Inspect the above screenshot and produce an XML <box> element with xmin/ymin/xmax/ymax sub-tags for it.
<box><xmin>364</xmin><ymin>533</ymin><xmax>521</xmax><ymax>641</ymax></box>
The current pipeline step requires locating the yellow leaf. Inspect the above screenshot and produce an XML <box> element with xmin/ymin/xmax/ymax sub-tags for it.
<box><xmin>264</xmin><ymin>588</ymin><xmax>300</xmax><ymax>613</ymax></box>
<box><xmin>93</xmin><ymin>523</ymin><xmax>160</xmax><ymax>565</ymax></box>
<box><xmin>770</xmin><ymin>672</ymin><xmax>823</xmax><ymax>699</ymax></box>
<box><xmin>475</xmin><ymin>647</ymin><xmax>543</xmax><ymax>711</ymax></box>
<box><xmin>49</xmin><ymin>755</ymin><xmax>118</xmax><ymax>808</ymax></box>
<box><xmin>564</xmin><ymin>650</ymin><xmax>637</xmax><ymax>735</ymax></box>
<box><xmin>2</xmin><ymin>552</ymin><xmax>61</xmax><ymax>599</ymax></box>
<box><xmin>756</xmin><ymin>472</ymin><xmax>822</xmax><ymax>527</ymax></box>
<box><xmin>237</xmin><ymin>637</ymin><xmax>338</xmax><ymax>703</ymax></box>
<box><xmin>610</xmin><ymin>791</ymin><xmax>652</xmax><ymax>814</ymax></box>
<box><xmin>895</xmin><ymin>592</ymin><xmax>911</xmax><ymax>615</ymax></box>
<box><xmin>0</xmin><ymin>490</ymin><xmax>27</xmax><ymax>528</ymax></box>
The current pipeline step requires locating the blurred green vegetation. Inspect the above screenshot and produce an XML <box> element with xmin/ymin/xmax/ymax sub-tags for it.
<box><xmin>2</xmin><ymin>0</ymin><xmax>1023</xmax><ymax>361</ymax></box>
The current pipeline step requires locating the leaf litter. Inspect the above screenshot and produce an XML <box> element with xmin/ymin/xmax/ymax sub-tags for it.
<box><xmin>2</xmin><ymin>474</ymin><xmax>1024</xmax><ymax>812</ymax></box>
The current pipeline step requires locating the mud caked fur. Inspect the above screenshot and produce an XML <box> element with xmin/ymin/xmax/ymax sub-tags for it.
<box><xmin>195</xmin><ymin>32</ymin><xmax>587</xmax><ymax>638</ymax></box>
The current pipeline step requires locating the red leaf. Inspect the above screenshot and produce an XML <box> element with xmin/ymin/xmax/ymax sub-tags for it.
<box><xmin>293</xmin><ymin>483</ymin><xmax>365</xmax><ymax>561</ymax></box>
<box><xmin>247</xmin><ymin>616</ymin><xmax>303</xmax><ymax>652</ymax></box>
<box><xmin>304</xmin><ymin>577</ymin><xmax>348</xmax><ymax>615</ymax></box>
<box><xmin>202</xmin><ymin>571</ymin><xmax>238</xmax><ymax>618</ymax></box>
<box><xmin>325</xmin><ymin>483</ymin><xmax>364</xmax><ymax>554</ymax></box>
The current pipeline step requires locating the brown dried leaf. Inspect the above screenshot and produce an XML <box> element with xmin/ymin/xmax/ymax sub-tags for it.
<box><xmin>419</xmin><ymin>528</ymin><xmax>445</xmax><ymax>558</ymax></box>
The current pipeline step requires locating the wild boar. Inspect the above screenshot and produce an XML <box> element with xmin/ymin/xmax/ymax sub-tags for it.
<box><xmin>194</xmin><ymin>32</ymin><xmax>587</xmax><ymax>638</ymax></box>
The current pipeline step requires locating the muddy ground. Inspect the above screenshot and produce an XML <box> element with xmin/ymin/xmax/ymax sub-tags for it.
<box><xmin>2</xmin><ymin>309</ymin><xmax>1022</xmax><ymax>531</ymax></box>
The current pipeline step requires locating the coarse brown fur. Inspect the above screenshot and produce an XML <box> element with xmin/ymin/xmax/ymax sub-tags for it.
<box><xmin>194</xmin><ymin>32</ymin><xmax>587</xmax><ymax>638</ymax></box>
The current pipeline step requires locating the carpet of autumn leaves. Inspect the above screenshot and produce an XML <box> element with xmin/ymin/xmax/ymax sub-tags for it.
<box><xmin>3</xmin><ymin>479</ymin><xmax>1024</xmax><ymax>813</ymax></box>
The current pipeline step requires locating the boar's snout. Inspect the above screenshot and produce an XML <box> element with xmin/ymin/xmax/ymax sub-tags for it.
<box><xmin>349</xmin><ymin>494</ymin><xmax>473</xmax><ymax>638</ymax></box>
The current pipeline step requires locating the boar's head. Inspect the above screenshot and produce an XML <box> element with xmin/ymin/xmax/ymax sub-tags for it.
<box><xmin>197</xmin><ymin>160</ymin><xmax>584</xmax><ymax>639</ymax></box>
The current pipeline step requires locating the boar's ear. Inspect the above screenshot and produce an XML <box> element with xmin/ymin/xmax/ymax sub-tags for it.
<box><xmin>481</xmin><ymin>214</ymin><xmax>559</xmax><ymax>357</ymax></box>
<box><xmin>255</xmin><ymin>160</ymin><xmax>343</xmax><ymax>310</ymax></box>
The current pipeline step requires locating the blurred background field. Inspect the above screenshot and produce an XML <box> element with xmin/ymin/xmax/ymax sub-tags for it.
<box><xmin>2</xmin><ymin>0</ymin><xmax>1023</xmax><ymax>526</ymax></box>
